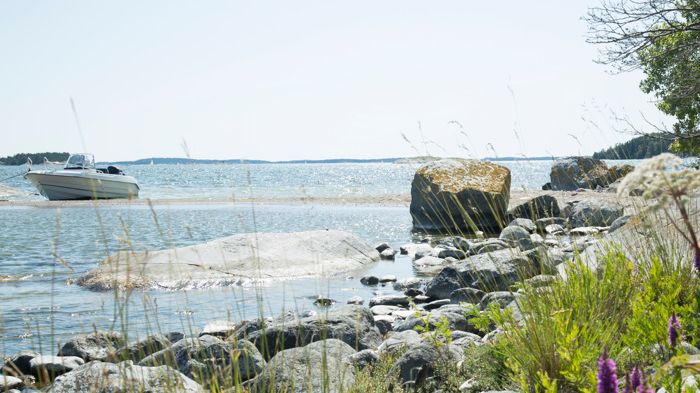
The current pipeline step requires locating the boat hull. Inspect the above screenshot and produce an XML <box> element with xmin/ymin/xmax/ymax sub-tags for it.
<box><xmin>25</xmin><ymin>171</ymin><xmax>140</xmax><ymax>200</ymax></box>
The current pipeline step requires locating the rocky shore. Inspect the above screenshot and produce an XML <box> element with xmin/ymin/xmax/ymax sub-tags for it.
<box><xmin>2</xmin><ymin>156</ymin><xmax>682</xmax><ymax>393</ymax></box>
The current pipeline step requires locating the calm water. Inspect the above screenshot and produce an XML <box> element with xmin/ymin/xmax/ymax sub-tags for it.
<box><xmin>0</xmin><ymin>160</ymin><xmax>637</xmax><ymax>355</ymax></box>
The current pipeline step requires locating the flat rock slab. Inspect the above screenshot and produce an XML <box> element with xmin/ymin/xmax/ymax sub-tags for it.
<box><xmin>78</xmin><ymin>230</ymin><xmax>379</xmax><ymax>290</ymax></box>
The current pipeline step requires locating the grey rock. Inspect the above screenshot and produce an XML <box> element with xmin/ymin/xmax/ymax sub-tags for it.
<box><xmin>437</xmin><ymin>248</ymin><xmax>467</xmax><ymax>260</ymax></box>
<box><xmin>535</xmin><ymin>217</ymin><xmax>567</xmax><ymax>233</ymax></box>
<box><xmin>413</xmin><ymin>256</ymin><xmax>449</xmax><ymax>275</ymax></box>
<box><xmin>243</xmin><ymin>306</ymin><xmax>381</xmax><ymax>359</ymax></box>
<box><xmin>375</xmin><ymin>242</ymin><xmax>391</xmax><ymax>253</ymax></box>
<box><xmin>347</xmin><ymin>296</ymin><xmax>364</xmax><ymax>305</ymax></box>
<box><xmin>165</xmin><ymin>332</ymin><xmax>185</xmax><ymax>343</ymax></box>
<box><xmin>550</xmin><ymin>157</ymin><xmax>611</xmax><ymax>191</ymax></box>
<box><xmin>373</xmin><ymin>316</ymin><xmax>394</xmax><ymax>334</ymax></box>
<box><xmin>378</xmin><ymin>330</ymin><xmax>423</xmax><ymax>355</ymax></box>
<box><xmin>199</xmin><ymin>321</ymin><xmax>239</xmax><ymax>338</ymax></box>
<box><xmin>395</xmin><ymin>305</ymin><xmax>476</xmax><ymax>334</ymax></box>
<box><xmin>390</xmin><ymin>343</ymin><xmax>463</xmax><ymax>385</ymax></box>
<box><xmin>449</xmin><ymin>288</ymin><xmax>485</xmax><ymax>304</ymax></box>
<box><xmin>0</xmin><ymin>375</ymin><xmax>23</xmax><ymax>390</ymax></box>
<box><xmin>423</xmin><ymin>299</ymin><xmax>451</xmax><ymax>310</ymax></box>
<box><xmin>609</xmin><ymin>215</ymin><xmax>632</xmax><ymax>233</ymax></box>
<box><xmin>400</xmin><ymin>243</ymin><xmax>433</xmax><ymax>258</ymax></box>
<box><xmin>404</xmin><ymin>288</ymin><xmax>423</xmax><ymax>297</ymax></box>
<box><xmin>47</xmin><ymin>361</ymin><xmax>202</xmax><ymax>393</ymax></box>
<box><xmin>379</xmin><ymin>275</ymin><xmax>397</xmax><ymax>283</ymax></box>
<box><xmin>370</xmin><ymin>305</ymin><xmax>401</xmax><ymax>315</ymax></box>
<box><xmin>472</xmin><ymin>239</ymin><xmax>510</xmax><ymax>255</ymax></box>
<box><xmin>479</xmin><ymin>292</ymin><xmax>516</xmax><ymax>310</ymax></box>
<box><xmin>57</xmin><ymin>332</ymin><xmax>125</xmax><ymax>362</ymax></box>
<box><xmin>348</xmin><ymin>349</ymin><xmax>379</xmax><ymax>370</ymax></box>
<box><xmin>314</xmin><ymin>297</ymin><xmax>335</xmax><ymax>307</ymax></box>
<box><xmin>570</xmin><ymin>226</ymin><xmax>600</xmax><ymax>236</ymax></box>
<box><xmin>410</xmin><ymin>159</ymin><xmax>511</xmax><ymax>233</ymax></box>
<box><xmin>252</xmin><ymin>339</ymin><xmax>355</xmax><ymax>393</ymax></box>
<box><xmin>544</xmin><ymin>224</ymin><xmax>565</xmax><ymax>235</ymax></box>
<box><xmin>508</xmin><ymin>218</ymin><xmax>535</xmax><ymax>233</ymax></box>
<box><xmin>524</xmin><ymin>274</ymin><xmax>557</xmax><ymax>288</ymax></box>
<box><xmin>425</xmin><ymin>267</ymin><xmax>464</xmax><ymax>299</ymax></box>
<box><xmin>455</xmin><ymin>248</ymin><xmax>537</xmax><ymax>292</ymax></box>
<box><xmin>568</xmin><ymin>200</ymin><xmax>624</xmax><ymax>228</ymax></box>
<box><xmin>3</xmin><ymin>350</ymin><xmax>38</xmax><ymax>377</ymax></box>
<box><xmin>393</xmin><ymin>278</ymin><xmax>423</xmax><ymax>291</ymax></box>
<box><xmin>508</xmin><ymin>195</ymin><xmax>560</xmax><ymax>220</ymax></box>
<box><xmin>360</xmin><ymin>276</ymin><xmax>379</xmax><ymax>286</ymax></box>
<box><xmin>499</xmin><ymin>225</ymin><xmax>535</xmax><ymax>251</ymax></box>
<box><xmin>369</xmin><ymin>295</ymin><xmax>409</xmax><ymax>307</ymax></box>
<box><xmin>380</xmin><ymin>248</ymin><xmax>397</xmax><ymax>260</ymax></box>
<box><xmin>113</xmin><ymin>334</ymin><xmax>171</xmax><ymax>363</ymax></box>
<box><xmin>29</xmin><ymin>356</ymin><xmax>85</xmax><ymax>380</ymax></box>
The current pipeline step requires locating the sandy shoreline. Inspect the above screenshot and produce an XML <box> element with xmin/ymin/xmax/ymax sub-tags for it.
<box><xmin>0</xmin><ymin>189</ymin><xmax>640</xmax><ymax>210</ymax></box>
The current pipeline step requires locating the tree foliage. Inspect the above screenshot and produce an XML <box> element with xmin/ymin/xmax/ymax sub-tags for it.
<box><xmin>0</xmin><ymin>152</ymin><xmax>70</xmax><ymax>166</ymax></box>
<box><xmin>592</xmin><ymin>133</ymin><xmax>672</xmax><ymax>159</ymax></box>
<box><xmin>586</xmin><ymin>0</ymin><xmax>700</xmax><ymax>155</ymax></box>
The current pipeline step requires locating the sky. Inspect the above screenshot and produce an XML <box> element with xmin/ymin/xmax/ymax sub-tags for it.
<box><xmin>0</xmin><ymin>1</ymin><xmax>670</xmax><ymax>161</ymax></box>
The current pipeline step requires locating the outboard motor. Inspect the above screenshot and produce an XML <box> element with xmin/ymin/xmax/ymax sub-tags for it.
<box><xmin>107</xmin><ymin>166</ymin><xmax>124</xmax><ymax>175</ymax></box>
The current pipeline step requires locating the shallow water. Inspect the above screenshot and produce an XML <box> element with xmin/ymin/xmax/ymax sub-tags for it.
<box><xmin>0</xmin><ymin>159</ymin><xmax>641</xmax><ymax>355</ymax></box>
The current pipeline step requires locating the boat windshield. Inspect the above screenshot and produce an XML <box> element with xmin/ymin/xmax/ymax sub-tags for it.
<box><xmin>64</xmin><ymin>154</ymin><xmax>95</xmax><ymax>170</ymax></box>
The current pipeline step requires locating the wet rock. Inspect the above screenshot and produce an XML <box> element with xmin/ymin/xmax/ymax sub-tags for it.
<box><xmin>568</xmin><ymin>200</ymin><xmax>624</xmax><ymax>228</ymax></box>
<box><xmin>379</xmin><ymin>275</ymin><xmax>397</xmax><ymax>283</ymax></box>
<box><xmin>410</xmin><ymin>158</ymin><xmax>511</xmax><ymax>233</ymax></box>
<box><xmin>369</xmin><ymin>295</ymin><xmax>409</xmax><ymax>307</ymax></box>
<box><xmin>499</xmin><ymin>225</ymin><xmax>535</xmax><ymax>251</ymax></box>
<box><xmin>29</xmin><ymin>356</ymin><xmax>85</xmax><ymax>381</ymax></box>
<box><xmin>314</xmin><ymin>297</ymin><xmax>335</xmax><ymax>307</ymax></box>
<box><xmin>46</xmin><ymin>360</ymin><xmax>202</xmax><ymax>393</ymax></box>
<box><xmin>252</xmin><ymin>339</ymin><xmax>355</xmax><ymax>393</ymax></box>
<box><xmin>347</xmin><ymin>296</ymin><xmax>364</xmax><ymax>305</ymax></box>
<box><xmin>508</xmin><ymin>218</ymin><xmax>535</xmax><ymax>233</ymax></box>
<box><xmin>373</xmin><ymin>316</ymin><xmax>394</xmax><ymax>334</ymax></box>
<box><xmin>550</xmin><ymin>157</ymin><xmax>611</xmax><ymax>191</ymax></box>
<box><xmin>454</xmin><ymin>248</ymin><xmax>536</xmax><ymax>292</ymax></box>
<box><xmin>371</xmin><ymin>305</ymin><xmax>401</xmax><ymax>315</ymax></box>
<box><xmin>449</xmin><ymin>288</ymin><xmax>485</xmax><ymax>304</ymax></box>
<box><xmin>413</xmin><ymin>256</ymin><xmax>449</xmax><ymax>275</ymax></box>
<box><xmin>244</xmin><ymin>306</ymin><xmax>381</xmax><ymax>359</ymax></box>
<box><xmin>395</xmin><ymin>305</ymin><xmax>476</xmax><ymax>334</ymax></box>
<box><xmin>165</xmin><ymin>332</ymin><xmax>185</xmax><ymax>343</ymax></box>
<box><xmin>400</xmin><ymin>243</ymin><xmax>433</xmax><ymax>257</ymax></box>
<box><xmin>348</xmin><ymin>349</ymin><xmax>379</xmax><ymax>371</ymax></box>
<box><xmin>508</xmin><ymin>195</ymin><xmax>560</xmax><ymax>220</ymax></box>
<box><xmin>199</xmin><ymin>321</ymin><xmax>239</xmax><ymax>338</ymax></box>
<box><xmin>113</xmin><ymin>334</ymin><xmax>172</xmax><ymax>363</ymax></box>
<box><xmin>57</xmin><ymin>332</ymin><xmax>125</xmax><ymax>362</ymax></box>
<box><xmin>360</xmin><ymin>276</ymin><xmax>379</xmax><ymax>286</ymax></box>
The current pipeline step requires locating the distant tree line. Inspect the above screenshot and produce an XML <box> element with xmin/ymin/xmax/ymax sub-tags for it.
<box><xmin>592</xmin><ymin>134</ymin><xmax>671</xmax><ymax>159</ymax></box>
<box><xmin>0</xmin><ymin>152</ymin><xmax>70</xmax><ymax>166</ymax></box>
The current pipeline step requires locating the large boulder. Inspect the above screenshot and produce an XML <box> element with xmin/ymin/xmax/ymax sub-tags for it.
<box><xmin>47</xmin><ymin>360</ymin><xmax>202</xmax><ymax>392</ymax></box>
<box><xmin>3</xmin><ymin>350</ymin><xmax>39</xmax><ymax>376</ymax></box>
<box><xmin>78</xmin><ymin>230</ymin><xmax>380</xmax><ymax>290</ymax></box>
<box><xmin>57</xmin><ymin>332</ymin><xmax>125</xmax><ymax>362</ymax></box>
<box><xmin>550</xmin><ymin>157</ymin><xmax>611</xmax><ymax>191</ymax></box>
<box><xmin>568</xmin><ymin>200</ymin><xmax>624</xmax><ymax>227</ymax></box>
<box><xmin>29</xmin><ymin>356</ymin><xmax>85</xmax><ymax>382</ymax></box>
<box><xmin>252</xmin><ymin>339</ymin><xmax>356</xmax><ymax>393</ymax></box>
<box><xmin>139</xmin><ymin>335</ymin><xmax>265</xmax><ymax>384</ymax></box>
<box><xmin>410</xmin><ymin>159</ymin><xmax>511</xmax><ymax>234</ymax></box>
<box><xmin>389</xmin><ymin>342</ymin><xmax>463</xmax><ymax>386</ymax></box>
<box><xmin>242</xmin><ymin>306</ymin><xmax>382</xmax><ymax>359</ymax></box>
<box><xmin>499</xmin><ymin>225</ymin><xmax>535</xmax><ymax>251</ymax></box>
<box><xmin>508</xmin><ymin>194</ymin><xmax>560</xmax><ymax>220</ymax></box>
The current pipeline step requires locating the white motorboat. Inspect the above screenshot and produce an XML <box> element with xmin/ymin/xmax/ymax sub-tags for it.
<box><xmin>25</xmin><ymin>153</ymin><xmax>139</xmax><ymax>200</ymax></box>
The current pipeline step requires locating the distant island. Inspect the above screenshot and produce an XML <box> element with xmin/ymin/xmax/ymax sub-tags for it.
<box><xmin>592</xmin><ymin>134</ymin><xmax>671</xmax><ymax>159</ymax></box>
<box><xmin>0</xmin><ymin>152</ymin><xmax>69</xmax><ymax>166</ymax></box>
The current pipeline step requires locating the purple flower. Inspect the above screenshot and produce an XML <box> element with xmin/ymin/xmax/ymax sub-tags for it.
<box><xmin>637</xmin><ymin>385</ymin><xmax>655</xmax><ymax>393</ymax></box>
<box><xmin>668</xmin><ymin>313</ymin><xmax>681</xmax><ymax>348</ymax></box>
<box><xmin>597</xmin><ymin>350</ymin><xmax>618</xmax><ymax>393</ymax></box>
<box><xmin>694</xmin><ymin>248</ymin><xmax>700</xmax><ymax>271</ymax></box>
<box><xmin>629</xmin><ymin>367</ymin><xmax>643</xmax><ymax>391</ymax></box>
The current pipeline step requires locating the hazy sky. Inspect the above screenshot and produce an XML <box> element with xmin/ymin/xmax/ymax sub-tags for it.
<box><xmin>0</xmin><ymin>1</ymin><xmax>668</xmax><ymax>161</ymax></box>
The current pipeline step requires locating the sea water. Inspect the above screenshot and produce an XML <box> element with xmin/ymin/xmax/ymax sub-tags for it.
<box><xmin>0</xmin><ymin>160</ymin><xmax>636</xmax><ymax>354</ymax></box>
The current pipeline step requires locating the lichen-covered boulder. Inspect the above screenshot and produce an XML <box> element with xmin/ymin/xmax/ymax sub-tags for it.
<box><xmin>550</xmin><ymin>157</ymin><xmax>611</xmax><ymax>191</ymax></box>
<box><xmin>410</xmin><ymin>159</ymin><xmax>511</xmax><ymax>234</ymax></box>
